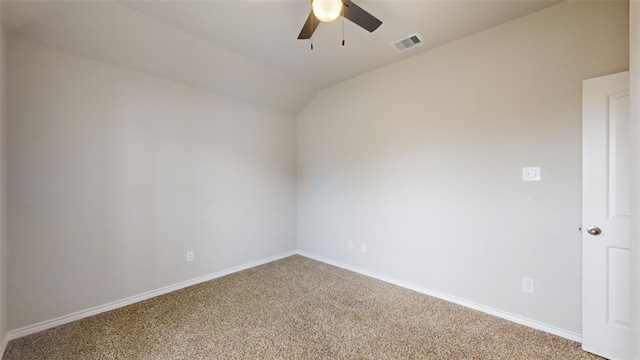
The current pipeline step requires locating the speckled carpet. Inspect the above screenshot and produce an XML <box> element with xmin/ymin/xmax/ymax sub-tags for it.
<box><xmin>4</xmin><ymin>255</ymin><xmax>600</xmax><ymax>359</ymax></box>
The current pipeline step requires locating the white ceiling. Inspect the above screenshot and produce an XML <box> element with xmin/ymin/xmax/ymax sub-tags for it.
<box><xmin>1</xmin><ymin>0</ymin><xmax>562</xmax><ymax>113</ymax></box>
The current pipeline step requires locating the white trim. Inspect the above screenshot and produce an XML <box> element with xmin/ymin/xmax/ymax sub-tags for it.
<box><xmin>5</xmin><ymin>250</ymin><xmax>296</xmax><ymax>342</ymax></box>
<box><xmin>4</xmin><ymin>249</ymin><xmax>581</xmax><ymax>347</ymax></box>
<box><xmin>0</xmin><ymin>336</ymin><xmax>7</xmax><ymax>357</ymax></box>
<box><xmin>296</xmin><ymin>250</ymin><xmax>582</xmax><ymax>343</ymax></box>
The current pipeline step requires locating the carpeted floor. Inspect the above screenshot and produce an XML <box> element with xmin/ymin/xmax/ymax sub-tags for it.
<box><xmin>4</xmin><ymin>255</ymin><xmax>601</xmax><ymax>359</ymax></box>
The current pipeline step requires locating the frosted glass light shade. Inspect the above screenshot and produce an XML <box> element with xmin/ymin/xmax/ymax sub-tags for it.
<box><xmin>312</xmin><ymin>0</ymin><xmax>343</xmax><ymax>23</ymax></box>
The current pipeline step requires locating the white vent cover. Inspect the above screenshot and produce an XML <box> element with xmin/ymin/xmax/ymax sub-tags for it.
<box><xmin>391</xmin><ymin>34</ymin><xmax>424</xmax><ymax>53</ymax></box>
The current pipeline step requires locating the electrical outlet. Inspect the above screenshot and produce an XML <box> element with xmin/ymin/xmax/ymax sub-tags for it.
<box><xmin>522</xmin><ymin>167</ymin><xmax>541</xmax><ymax>181</ymax></box>
<box><xmin>361</xmin><ymin>244</ymin><xmax>367</xmax><ymax>253</ymax></box>
<box><xmin>186</xmin><ymin>251</ymin><xmax>194</xmax><ymax>262</ymax></box>
<box><xmin>522</xmin><ymin>278</ymin><xmax>534</xmax><ymax>294</ymax></box>
<box><xmin>347</xmin><ymin>241</ymin><xmax>353</xmax><ymax>250</ymax></box>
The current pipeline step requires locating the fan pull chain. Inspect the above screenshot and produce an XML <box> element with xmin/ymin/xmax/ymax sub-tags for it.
<box><xmin>342</xmin><ymin>14</ymin><xmax>345</xmax><ymax>46</ymax></box>
<box><xmin>310</xmin><ymin>0</ymin><xmax>314</xmax><ymax>50</ymax></box>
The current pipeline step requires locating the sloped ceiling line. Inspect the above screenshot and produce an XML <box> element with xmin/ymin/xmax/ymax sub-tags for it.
<box><xmin>1</xmin><ymin>0</ymin><xmax>562</xmax><ymax>113</ymax></box>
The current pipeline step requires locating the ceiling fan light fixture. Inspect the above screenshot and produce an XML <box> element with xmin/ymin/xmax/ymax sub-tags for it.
<box><xmin>312</xmin><ymin>0</ymin><xmax>343</xmax><ymax>23</ymax></box>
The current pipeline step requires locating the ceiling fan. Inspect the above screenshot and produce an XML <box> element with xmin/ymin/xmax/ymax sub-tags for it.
<box><xmin>297</xmin><ymin>0</ymin><xmax>383</xmax><ymax>41</ymax></box>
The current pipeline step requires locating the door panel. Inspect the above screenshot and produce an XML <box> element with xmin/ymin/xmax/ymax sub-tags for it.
<box><xmin>608</xmin><ymin>92</ymin><xmax>630</xmax><ymax>219</ymax></box>
<box><xmin>582</xmin><ymin>71</ymin><xmax>630</xmax><ymax>360</ymax></box>
<box><xmin>607</xmin><ymin>247</ymin><xmax>630</xmax><ymax>329</ymax></box>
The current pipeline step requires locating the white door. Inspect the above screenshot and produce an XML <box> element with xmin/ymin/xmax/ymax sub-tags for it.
<box><xmin>582</xmin><ymin>71</ymin><xmax>631</xmax><ymax>360</ymax></box>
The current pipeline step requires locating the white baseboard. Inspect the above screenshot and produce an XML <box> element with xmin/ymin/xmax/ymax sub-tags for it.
<box><xmin>0</xmin><ymin>335</ymin><xmax>7</xmax><ymax>358</ymax></box>
<box><xmin>4</xmin><ymin>249</ymin><xmax>581</xmax><ymax>350</ymax></box>
<box><xmin>296</xmin><ymin>250</ymin><xmax>582</xmax><ymax>343</ymax></box>
<box><xmin>5</xmin><ymin>250</ymin><xmax>297</xmax><ymax>342</ymax></box>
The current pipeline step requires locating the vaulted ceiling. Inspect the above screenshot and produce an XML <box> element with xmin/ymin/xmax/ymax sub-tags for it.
<box><xmin>1</xmin><ymin>0</ymin><xmax>561</xmax><ymax>113</ymax></box>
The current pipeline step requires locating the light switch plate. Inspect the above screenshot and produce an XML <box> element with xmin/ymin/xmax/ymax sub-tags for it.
<box><xmin>522</xmin><ymin>167</ymin><xmax>541</xmax><ymax>181</ymax></box>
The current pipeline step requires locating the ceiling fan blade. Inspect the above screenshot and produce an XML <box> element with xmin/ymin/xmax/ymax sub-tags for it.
<box><xmin>343</xmin><ymin>0</ymin><xmax>382</xmax><ymax>33</ymax></box>
<box><xmin>298</xmin><ymin>11</ymin><xmax>320</xmax><ymax>40</ymax></box>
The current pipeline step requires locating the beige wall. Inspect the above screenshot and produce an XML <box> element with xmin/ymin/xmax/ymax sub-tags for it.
<box><xmin>6</xmin><ymin>37</ymin><xmax>297</xmax><ymax>329</ymax></box>
<box><xmin>297</xmin><ymin>1</ymin><xmax>629</xmax><ymax>335</ymax></box>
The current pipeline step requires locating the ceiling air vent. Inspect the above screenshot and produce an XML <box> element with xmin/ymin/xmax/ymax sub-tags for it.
<box><xmin>391</xmin><ymin>34</ymin><xmax>424</xmax><ymax>53</ymax></box>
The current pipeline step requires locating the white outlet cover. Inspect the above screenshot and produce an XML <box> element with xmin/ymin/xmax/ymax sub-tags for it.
<box><xmin>361</xmin><ymin>244</ymin><xmax>367</xmax><ymax>253</ymax></box>
<box><xmin>521</xmin><ymin>278</ymin><xmax>535</xmax><ymax>293</ymax></box>
<box><xmin>347</xmin><ymin>241</ymin><xmax>353</xmax><ymax>250</ymax></box>
<box><xmin>522</xmin><ymin>167</ymin><xmax>541</xmax><ymax>181</ymax></box>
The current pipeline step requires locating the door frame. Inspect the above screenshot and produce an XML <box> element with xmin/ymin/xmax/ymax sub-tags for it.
<box><xmin>629</xmin><ymin>1</ymin><xmax>640</xmax><ymax>358</ymax></box>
